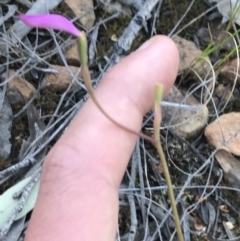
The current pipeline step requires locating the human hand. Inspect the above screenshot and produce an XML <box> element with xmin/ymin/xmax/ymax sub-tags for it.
<box><xmin>25</xmin><ymin>35</ymin><xmax>179</xmax><ymax>241</ymax></box>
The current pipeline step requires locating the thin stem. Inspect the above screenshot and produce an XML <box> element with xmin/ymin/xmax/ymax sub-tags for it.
<box><xmin>155</xmin><ymin>142</ymin><xmax>184</xmax><ymax>241</ymax></box>
<box><xmin>153</xmin><ymin>84</ymin><xmax>184</xmax><ymax>241</ymax></box>
<box><xmin>81</xmin><ymin>64</ymin><xmax>154</xmax><ymax>143</ymax></box>
<box><xmin>78</xmin><ymin>33</ymin><xmax>154</xmax><ymax>143</ymax></box>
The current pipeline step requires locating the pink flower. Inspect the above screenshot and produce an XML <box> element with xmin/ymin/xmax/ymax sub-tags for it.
<box><xmin>19</xmin><ymin>14</ymin><xmax>81</xmax><ymax>37</ymax></box>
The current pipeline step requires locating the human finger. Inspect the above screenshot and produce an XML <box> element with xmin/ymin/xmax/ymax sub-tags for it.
<box><xmin>25</xmin><ymin>35</ymin><xmax>179</xmax><ymax>241</ymax></box>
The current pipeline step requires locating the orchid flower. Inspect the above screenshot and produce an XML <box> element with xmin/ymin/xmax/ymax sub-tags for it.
<box><xmin>19</xmin><ymin>14</ymin><xmax>87</xmax><ymax>65</ymax></box>
<box><xmin>19</xmin><ymin>14</ymin><xmax>81</xmax><ymax>37</ymax></box>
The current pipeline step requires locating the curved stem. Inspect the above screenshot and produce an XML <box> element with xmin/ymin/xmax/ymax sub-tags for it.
<box><xmin>81</xmin><ymin>65</ymin><xmax>155</xmax><ymax>143</ymax></box>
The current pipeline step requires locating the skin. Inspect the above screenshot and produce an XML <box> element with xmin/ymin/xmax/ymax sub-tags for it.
<box><xmin>25</xmin><ymin>35</ymin><xmax>179</xmax><ymax>241</ymax></box>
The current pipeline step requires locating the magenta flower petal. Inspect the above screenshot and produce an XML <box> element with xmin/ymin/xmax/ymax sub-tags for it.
<box><xmin>19</xmin><ymin>14</ymin><xmax>81</xmax><ymax>37</ymax></box>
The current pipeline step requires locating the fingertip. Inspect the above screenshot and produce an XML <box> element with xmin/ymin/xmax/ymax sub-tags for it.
<box><xmin>137</xmin><ymin>35</ymin><xmax>179</xmax><ymax>93</ymax></box>
<box><xmin>104</xmin><ymin>35</ymin><xmax>179</xmax><ymax>115</ymax></box>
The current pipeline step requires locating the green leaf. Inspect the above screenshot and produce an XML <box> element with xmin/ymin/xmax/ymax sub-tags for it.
<box><xmin>0</xmin><ymin>177</ymin><xmax>40</xmax><ymax>230</ymax></box>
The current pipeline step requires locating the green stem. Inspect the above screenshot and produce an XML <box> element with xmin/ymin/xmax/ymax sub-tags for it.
<box><xmin>154</xmin><ymin>84</ymin><xmax>184</xmax><ymax>241</ymax></box>
<box><xmin>155</xmin><ymin>141</ymin><xmax>184</xmax><ymax>241</ymax></box>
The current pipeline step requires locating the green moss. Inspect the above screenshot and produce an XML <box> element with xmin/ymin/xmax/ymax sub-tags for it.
<box><xmin>157</xmin><ymin>0</ymin><xmax>208</xmax><ymax>38</ymax></box>
<box><xmin>34</xmin><ymin>89</ymin><xmax>60</xmax><ymax>116</ymax></box>
<box><xmin>96</xmin><ymin>10</ymin><xmax>131</xmax><ymax>58</ymax></box>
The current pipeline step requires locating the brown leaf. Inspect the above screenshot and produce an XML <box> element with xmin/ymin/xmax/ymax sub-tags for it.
<box><xmin>219</xmin><ymin>204</ymin><xmax>229</xmax><ymax>213</ymax></box>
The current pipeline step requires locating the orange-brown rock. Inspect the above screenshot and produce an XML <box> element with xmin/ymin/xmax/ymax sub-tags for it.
<box><xmin>64</xmin><ymin>0</ymin><xmax>95</xmax><ymax>30</ymax></box>
<box><xmin>3</xmin><ymin>70</ymin><xmax>36</xmax><ymax>105</ymax></box>
<box><xmin>44</xmin><ymin>65</ymin><xmax>82</xmax><ymax>91</ymax></box>
<box><xmin>205</xmin><ymin>112</ymin><xmax>240</xmax><ymax>155</ymax></box>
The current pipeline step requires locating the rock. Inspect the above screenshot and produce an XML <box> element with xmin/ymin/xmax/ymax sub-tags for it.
<box><xmin>162</xmin><ymin>85</ymin><xmax>209</xmax><ymax>139</ymax></box>
<box><xmin>220</xmin><ymin>58</ymin><xmax>240</xmax><ymax>86</ymax></box>
<box><xmin>172</xmin><ymin>35</ymin><xmax>211</xmax><ymax>78</ymax></box>
<box><xmin>205</xmin><ymin>112</ymin><xmax>240</xmax><ymax>155</ymax></box>
<box><xmin>64</xmin><ymin>0</ymin><xmax>95</xmax><ymax>30</ymax></box>
<box><xmin>2</xmin><ymin>70</ymin><xmax>36</xmax><ymax>105</ymax></box>
<box><xmin>196</xmin><ymin>27</ymin><xmax>235</xmax><ymax>52</ymax></box>
<box><xmin>44</xmin><ymin>65</ymin><xmax>82</xmax><ymax>91</ymax></box>
<box><xmin>215</xmin><ymin>149</ymin><xmax>240</xmax><ymax>194</ymax></box>
<box><xmin>64</xmin><ymin>41</ymin><xmax>80</xmax><ymax>66</ymax></box>
<box><xmin>215</xmin><ymin>84</ymin><xmax>234</xmax><ymax>100</ymax></box>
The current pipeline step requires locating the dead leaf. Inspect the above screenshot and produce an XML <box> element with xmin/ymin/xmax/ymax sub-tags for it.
<box><xmin>205</xmin><ymin>112</ymin><xmax>240</xmax><ymax>155</ymax></box>
<box><xmin>219</xmin><ymin>204</ymin><xmax>229</xmax><ymax>213</ymax></box>
<box><xmin>194</xmin><ymin>223</ymin><xmax>203</xmax><ymax>231</ymax></box>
